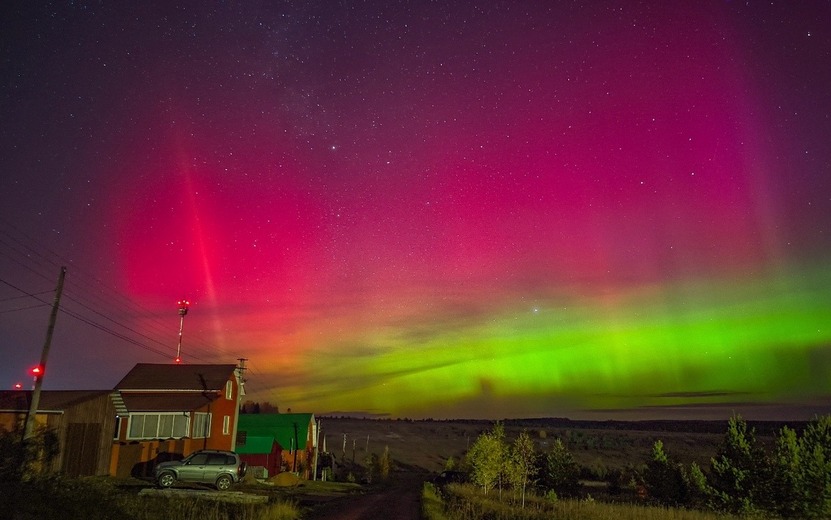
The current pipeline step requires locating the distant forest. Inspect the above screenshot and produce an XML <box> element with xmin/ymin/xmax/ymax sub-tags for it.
<box><xmin>239</xmin><ymin>401</ymin><xmax>280</xmax><ymax>414</ymax></box>
<box><xmin>236</xmin><ymin>403</ymin><xmax>808</xmax><ymax>436</ymax></box>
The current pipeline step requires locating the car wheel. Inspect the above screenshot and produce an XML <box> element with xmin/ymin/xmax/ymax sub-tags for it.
<box><xmin>215</xmin><ymin>474</ymin><xmax>232</xmax><ymax>491</ymax></box>
<box><xmin>157</xmin><ymin>471</ymin><xmax>176</xmax><ymax>488</ymax></box>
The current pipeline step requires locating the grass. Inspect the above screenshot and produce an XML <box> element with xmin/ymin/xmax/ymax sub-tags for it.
<box><xmin>424</xmin><ymin>483</ymin><xmax>749</xmax><ymax>520</ymax></box>
<box><xmin>423</xmin><ymin>482</ymin><xmax>450</xmax><ymax>520</ymax></box>
<box><xmin>1</xmin><ymin>476</ymin><xmax>301</xmax><ymax>520</ymax></box>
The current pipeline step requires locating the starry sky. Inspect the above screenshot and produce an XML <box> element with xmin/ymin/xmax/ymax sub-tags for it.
<box><xmin>1</xmin><ymin>1</ymin><xmax>829</xmax><ymax>420</ymax></box>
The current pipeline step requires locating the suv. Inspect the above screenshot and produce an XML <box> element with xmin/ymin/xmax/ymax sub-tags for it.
<box><xmin>155</xmin><ymin>450</ymin><xmax>247</xmax><ymax>490</ymax></box>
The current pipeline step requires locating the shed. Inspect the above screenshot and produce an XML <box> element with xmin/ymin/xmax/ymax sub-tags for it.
<box><xmin>235</xmin><ymin>434</ymin><xmax>280</xmax><ymax>477</ymax></box>
<box><xmin>0</xmin><ymin>390</ymin><xmax>117</xmax><ymax>476</ymax></box>
<box><xmin>236</xmin><ymin>413</ymin><xmax>316</xmax><ymax>477</ymax></box>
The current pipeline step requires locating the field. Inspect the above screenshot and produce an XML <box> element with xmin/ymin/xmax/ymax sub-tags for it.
<box><xmin>315</xmin><ymin>416</ymin><xmax>785</xmax><ymax>475</ymax></box>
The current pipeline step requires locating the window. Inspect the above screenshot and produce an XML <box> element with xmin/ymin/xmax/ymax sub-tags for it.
<box><xmin>225</xmin><ymin>380</ymin><xmax>233</xmax><ymax>400</ymax></box>
<box><xmin>113</xmin><ymin>416</ymin><xmax>122</xmax><ymax>440</ymax></box>
<box><xmin>127</xmin><ymin>413</ymin><xmax>189</xmax><ymax>440</ymax></box>
<box><xmin>129</xmin><ymin>415</ymin><xmax>144</xmax><ymax>438</ymax></box>
<box><xmin>173</xmin><ymin>416</ymin><xmax>188</xmax><ymax>437</ymax></box>
<box><xmin>188</xmin><ymin>453</ymin><xmax>209</xmax><ymax>465</ymax></box>
<box><xmin>142</xmin><ymin>415</ymin><xmax>159</xmax><ymax>438</ymax></box>
<box><xmin>192</xmin><ymin>412</ymin><xmax>211</xmax><ymax>438</ymax></box>
<box><xmin>207</xmin><ymin>453</ymin><xmax>230</xmax><ymax>465</ymax></box>
<box><xmin>223</xmin><ymin>415</ymin><xmax>230</xmax><ymax>435</ymax></box>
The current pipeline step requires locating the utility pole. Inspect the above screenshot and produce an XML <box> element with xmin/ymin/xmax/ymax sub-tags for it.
<box><xmin>313</xmin><ymin>419</ymin><xmax>321</xmax><ymax>480</ymax></box>
<box><xmin>231</xmin><ymin>358</ymin><xmax>247</xmax><ymax>448</ymax></box>
<box><xmin>292</xmin><ymin>421</ymin><xmax>299</xmax><ymax>473</ymax></box>
<box><xmin>23</xmin><ymin>266</ymin><xmax>66</xmax><ymax>442</ymax></box>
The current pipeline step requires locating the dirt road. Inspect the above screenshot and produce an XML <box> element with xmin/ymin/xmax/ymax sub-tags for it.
<box><xmin>303</xmin><ymin>475</ymin><xmax>424</xmax><ymax>520</ymax></box>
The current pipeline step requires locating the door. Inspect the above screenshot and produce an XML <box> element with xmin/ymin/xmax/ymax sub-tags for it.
<box><xmin>177</xmin><ymin>452</ymin><xmax>209</xmax><ymax>481</ymax></box>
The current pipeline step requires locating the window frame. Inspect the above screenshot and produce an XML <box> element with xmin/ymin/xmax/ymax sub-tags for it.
<box><xmin>192</xmin><ymin>412</ymin><xmax>211</xmax><ymax>439</ymax></box>
<box><xmin>126</xmin><ymin>413</ymin><xmax>189</xmax><ymax>440</ymax></box>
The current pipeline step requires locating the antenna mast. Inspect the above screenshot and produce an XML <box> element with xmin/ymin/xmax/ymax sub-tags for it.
<box><xmin>175</xmin><ymin>299</ymin><xmax>189</xmax><ymax>363</ymax></box>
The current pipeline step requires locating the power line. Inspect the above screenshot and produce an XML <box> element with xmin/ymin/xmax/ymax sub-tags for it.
<box><xmin>0</xmin><ymin>220</ymin><xmax>245</xmax><ymax>365</ymax></box>
<box><xmin>0</xmin><ymin>290</ymin><xmax>53</xmax><ymax>302</ymax></box>
<box><xmin>0</xmin><ymin>303</ymin><xmax>50</xmax><ymax>314</ymax></box>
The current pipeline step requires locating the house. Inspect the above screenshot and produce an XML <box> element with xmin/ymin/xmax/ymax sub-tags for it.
<box><xmin>0</xmin><ymin>389</ymin><xmax>117</xmax><ymax>477</ymax></box>
<box><xmin>236</xmin><ymin>413</ymin><xmax>317</xmax><ymax>478</ymax></box>
<box><xmin>110</xmin><ymin>363</ymin><xmax>244</xmax><ymax>478</ymax></box>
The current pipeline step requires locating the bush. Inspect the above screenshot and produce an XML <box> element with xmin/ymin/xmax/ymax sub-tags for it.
<box><xmin>0</xmin><ymin>426</ymin><xmax>60</xmax><ymax>482</ymax></box>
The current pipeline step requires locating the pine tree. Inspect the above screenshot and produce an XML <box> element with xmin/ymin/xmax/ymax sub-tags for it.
<box><xmin>643</xmin><ymin>440</ymin><xmax>688</xmax><ymax>506</ymax></box>
<box><xmin>707</xmin><ymin>414</ymin><xmax>768</xmax><ymax>514</ymax></box>
<box><xmin>771</xmin><ymin>425</ymin><xmax>808</xmax><ymax>518</ymax></box>
<box><xmin>538</xmin><ymin>438</ymin><xmax>580</xmax><ymax>497</ymax></box>
<box><xmin>800</xmin><ymin>415</ymin><xmax>831</xmax><ymax>518</ymax></box>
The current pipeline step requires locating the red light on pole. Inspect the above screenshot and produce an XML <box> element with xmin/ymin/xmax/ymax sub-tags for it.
<box><xmin>31</xmin><ymin>365</ymin><xmax>44</xmax><ymax>376</ymax></box>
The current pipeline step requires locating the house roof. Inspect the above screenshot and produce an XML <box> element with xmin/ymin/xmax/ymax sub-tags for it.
<box><xmin>236</xmin><ymin>435</ymin><xmax>278</xmax><ymax>455</ymax></box>
<box><xmin>119</xmin><ymin>392</ymin><xmax>219</xmax><ymax>412</ymax></box>
<box><xmin>237</xmin><ymin>413</ymin><xmax>315</xmax><ymax>451</ymax></box>
<box><xmin>115</xmin><ymin>363</ymin><xmax>237</xmax><ymax>392</ymax></box>
<box><xmin>0</xmin><ymin>390</ymin><xmax>111</xmax><ymax>413</ymax></box>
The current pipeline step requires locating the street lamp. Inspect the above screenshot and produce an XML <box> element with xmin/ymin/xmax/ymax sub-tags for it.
<box><xmin>175</xmin><ymin>299</ymin><xmax>189</xmax><ymax>363</ymax></box>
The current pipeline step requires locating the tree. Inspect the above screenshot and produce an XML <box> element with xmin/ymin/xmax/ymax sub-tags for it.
<box><xmin>771</xmin><ymin>425</ymin><xmax>809</xmax><ymax>518</ymax></box>
<box><xmin>643</xmin><ymin>440</ymin><xmax>689</xmax><ymax>506</ymax></box>
<box><xmin>707</xmin><ymin>414</ymin><xmax>768</xmax><ymax>514</ymax></box>
<box><xmin>687</xmin><ymin>462</ymin><xmax>710</xmax><ymax>509</ymax></box>
<box><xmin>362</xmin><ymin>452</ymin><xmax>378</xmax><ymax>484</ymax></box>
<box><xmin>466</xmin><ymin>423</ymin><xmax>508</xmax><ymax>496</ymax></box>
<box><xmin>538</xmin><ymin>438</ymin><xmax>580</xmax><ymax>497</ymax></box>
<box><xmin>761</xmin><ymin>414</ymin><xmax>831</xmax><ymax>519</ymax></box>
<box><xmin>798</xmin><ymin>415</ymin><xmax>831</xmax><ymax>518</ymax></box>
<box><xmin>507</xmin><ymin>431</ymin><xmax>537</xmax><ymax>508</ymax></box>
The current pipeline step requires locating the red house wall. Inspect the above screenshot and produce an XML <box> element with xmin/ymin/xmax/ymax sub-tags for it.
<box><xmin>240</xmin><ymin>446</ymin><xmax>281</xmax><ymax>477</ymax></box>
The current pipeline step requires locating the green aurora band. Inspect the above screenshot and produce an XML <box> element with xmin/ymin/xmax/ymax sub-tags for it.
<box><xmin>272</xmin><ymin>261</ymin><xmax>831</xmax><ymax>418</ymax></box>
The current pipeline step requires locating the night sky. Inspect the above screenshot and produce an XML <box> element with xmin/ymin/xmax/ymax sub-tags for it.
<box><xmin>1</xmin><ymin>1</ymin><xmax>829</xmax><ymax>420</ymax></box>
